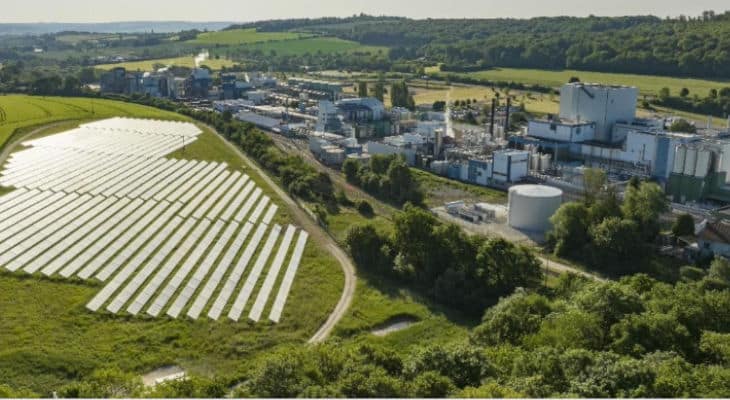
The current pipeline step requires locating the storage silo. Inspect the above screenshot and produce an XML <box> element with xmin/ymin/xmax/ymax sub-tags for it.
<box><xmin>508</xmin><ymin>185</ymin><xmax>563</xmax><ymax>232</ymax></box>
<box><xmin>673</xmin><ymin>145</ymin><xmax>686</xmax><ymax>174</ymax></box>
<box><xmin>530</xmin><ymin>153</ymin><xmax>540</xmax><ymax>171</ymax></box>
<box><xmin>695</xmin><ymin>149</ymin><xmax>711</xmax><ymax>178</ymax></box>
<box><xmin>684</xmin><ymin>147</ymin><xmax>698</xmax><ymax>176</ymax></box>
<box><xmin>540</xmin><ymin>154</ymin><xmax>552</xmax><ymax>172</ymax></box>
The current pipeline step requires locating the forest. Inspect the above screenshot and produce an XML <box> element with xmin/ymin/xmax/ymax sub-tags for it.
<box><xmin>244</xmin><ymin>12</ymin><xmax>730</xmax><ymax>79</ymax></box>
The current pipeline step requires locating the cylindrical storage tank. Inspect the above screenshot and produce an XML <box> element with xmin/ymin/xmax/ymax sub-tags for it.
<box><xmin>695</xmin><ymin>150</ymin><xmax>711</xmax><ymax>178</ymax></box>
<box><xmin>530</xmin><ymin>153</ymin><xmax>540</xmax><ymax>171</ymax></box>
<box><xmin>684</xmin><ymin>148</ymin><xmax>697</xmax><ymax>176</ymax></box>
<box><xmin>508</xmin><ymin>184</ymin><xmax>563</xmax><ymax>232</ymax></box>
<box><xmin>673</xmin><ymin>146</ymin><xmax>686</xmax><ymax>174</ymax></box>
<box><xmin>540</xmin><ymin>154</ymin><xmax>552</xmax><ymax>171</ymax></box>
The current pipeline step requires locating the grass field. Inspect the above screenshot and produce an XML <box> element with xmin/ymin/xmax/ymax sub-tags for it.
<box><xmin>95</xmin><ymin>56</ymin><xmax>236</xmax><ymax>71</ymax></box>
<box><xmin>0</xmin><ymin>95</ymin><xmax>190</xmax><ymax>150</ymax></box>
<box><xmin>411</xmin><ymin>168</ymin><xmax>508</xmax><ymax>208</ymax></box>
<box><xmin>237</xmin><ymin>37</ymin><xmax>386</xmax><ymax>56</ymax></box>
<box><xmin>0</xmin><ymin>97</ymin><xmax>344</xmax><ymax>395</ymax></box>
<box><xmin>427</xmin><ymin>66</ymin><xmax>730</xmax><ymax>97</ymax></box>
<box><xmin>188</xmin><ymin>28</ymin><xmax>303</xmax><ymax>45</ymax></box>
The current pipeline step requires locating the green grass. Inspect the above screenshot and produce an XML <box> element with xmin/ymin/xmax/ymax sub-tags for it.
<box><xmin>428</xmin><ymin>66</ymin><xmax>730</xmax><ymax>97</ymax></box>
<box><xmin>411</xmin><ymin>168</ymin><xmax>508</xmax><ymax>208</ymax></box>
<box><xmin>0</xmin><ymin>95</ymin><xmax>189</xmax><ymax>150</ymax></box>
<box><xmin>333</xmin><ymin>274</ymin><xmax>473</xmax><ymax>354</ymax></box>
<box><xmin>237</xmin><ymin>37</ymin><xmax>386</xmax><ymax>56</ymax></box>
<box><xmin>95</xmin><ymin>56</ymin><xmax>236</xmax><ymax>71</ymax></box>
<box><xmin>0</xmin><ymin>99</ymin><xmax>344</xmax><ymax>395</ymax></box>
<box><xmin>188</xmin><ymin>28</ymin><xmax>303</xmax><ymax>45</ymax></box>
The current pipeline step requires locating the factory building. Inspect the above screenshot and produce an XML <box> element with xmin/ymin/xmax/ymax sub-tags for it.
<box><xmin>315</xmin><ymin>98</ymin><xmax>390</xmax><ymax>138</ymax></box>
<box><xmin>431</xmin><ymin>149</ymin><xmax>529</xmax><ymax>186</ymax></box>
<box><xmin>184</xmin><ymin>68</ymin><xmax>212</xmax><ymax>99</ymax></box>
<box><xmin>100</xmin><ymin>67</ymin><xmax>177</xmax><ymax>99</ymax></box>
<box><xmin>667</xmin><ymin>140</ymin><xmax>730</xmax><ymax>203</ymax></box>
<box><xmin>558</xmin><ymin>83</ymin><xmax>638</xmax><ymax>144</ymax></box>
<box><xmin>288</xmin><ymin>78</ymin><xmax>344</xmax><ymax>100</ymax></box>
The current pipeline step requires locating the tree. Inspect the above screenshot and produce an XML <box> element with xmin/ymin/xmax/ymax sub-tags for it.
<box><xmin>548</xmin><ymin>202</ymin><xmax>590</xmax><ymax>256</ymax></box>
<box><xmin>247</xmin><ymin>352</ymin><xmax>307</xmax><ymax>397</ymax></box>
<box><xmin>374</xmin><ymin>75</ymin><xmax>385</xmax><ymax>102</ymax></box>
<box><xmin>432</xmin><ymin>100</ymin><xmax>446</xmax><ymax>111</ymax></box>
<box><xmin>411</xmin><ymin>371</ymin><xmax>455</xmax><ymax>397</ymax></box>
<box><xmin>525</xmin><ymin>309</ymin><xmax>604</xmax><ymax>350</ymax></box>
<box><xmin>621</xmin><ymin>181</ymin><xmax>668</xmax><ymax>240</ymax></box>
<box><xmin>680</xmin><ymin>87</ymin><xmax>690</xmax><ymax>97</ymax></box>
<box><xmin>610</xmin><ymin>312</ymin><xmax>692</xmax><ymax>357</ymax></box>
<box><xmin>356</xmin><ymin>200</ymin><xmax>374</xmax><ymax>216</ymax></box>
<box><xmin>221</xmin><ymin>109</ymin><xmax>233</xmax><ymax>123</ymax></box>
<box><xmin>407</xmin><ymin>344</ymin><xmax>491</xmax><ymax>388</ymax></box>
<box><xmin>569</xmin><ymin>76</ymin><xmax>581</xmax><ymax>83</ymax></box>
<box><xmin>345</xmin><ymin>223</ymin><xmax>393</xmax><ymax>273</ymax></box>
<box><xmin>583</xmin><ymin>167</ymin><xmax>607</xmax><ymax>203</ymax></box>
<box><xmin>659</xmin><ymin>87</ymin><xmax>671</xmax><ymax>101</ymax></box>
<box><xmin>471</xmin><ymin>290</ymin><xmax>552</xmax><ymax>345</ymax></box>
<box><xmin>589</xmin><ymin>217</ymin><xmax>645</xmax><ymax>272</ymax></box>
<box><xmin>342</xmin><ymin>158</ymin><xmax>361</xmax><ymax>183</ymax></box>
<box><xmin>669</xmin><ymin>118</ymin><xmax>697</xmax><ymax>133</ymax></box>
<box><xmin>60</xmin><ymin>367</ymin><xmax>143</xmax><ymax>398</ymax></box>
<box><xmin>672</xmin><ymin>213</ymin><xmax>695</xmax><ymax>237</ymax></box>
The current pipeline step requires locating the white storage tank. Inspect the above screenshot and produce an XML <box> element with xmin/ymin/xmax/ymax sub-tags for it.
<box><xmin>530</xmin><ymin>153</ymin><xmax>540</xmax><ymax>171</ymax></box>
<box><xmin>508</xmin><ymin>184</ymin><xmax>563</xmax><ymax>232</ymax></box>
<box><xmin>695</xmin><ymin>149</ymin><xmax>711</xmax><ymax>178</ymax></box>
<box><xmin>673</xmin><ymin>145</ymin><xmax>686</xmax><ymax>174</ymax></box>
<box><xmin>540</xmin><ymin>154</ymin><xmax>552</xmax><ymax>171</ymax></box>
<box><xmin>684</xmin><ymin>147</ymin><xmax>698</xmax><ymax>176</ymax></box>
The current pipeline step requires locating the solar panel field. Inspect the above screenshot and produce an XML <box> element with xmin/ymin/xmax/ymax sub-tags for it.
<box><xmin>0</xmin><ymin>115</ymin><xmax>343</xmax><ymax>393</ymax></box>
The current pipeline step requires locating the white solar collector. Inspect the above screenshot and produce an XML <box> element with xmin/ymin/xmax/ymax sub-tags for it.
<box><xmin>76</xmin><ymin>200</ymin><xmax>159</xmax><ymax>280</ymax></box>
<box><xmin>106</xmin><ymin>216</ymin><xmax>187</xmax><ymax>314</ymax></box>
<box><xmin>247</xmin><ymin>196</ymin><xmax>270</xmax><ymax>224</ymax></box>
<box><xmin>144</xmin><ymin>219</ymin><xmax>212</xmax><ymax>317</ymax></box>
<box><xmin>41</xmin><ymin>198</ymin><xmax>133</xmax><ymax>277</ymax></box>
<box><xmin>261</xmin><ymin>204</ymin><xmax>279</xmax><ymax>226</ymax></box>
<box><xmin>232</xmin><ymin>187</ymin><xmax>262</xmax><ymax>223</ymax></box>
<box><xmin>220</xmin><ymin>180</ymin><xmax>254</xmax><ymax>222</ymax></box>
<box><xmin>126</xmin><ymin>218</ymin><xmax>199</xmax><ymax>315</ymax></box>
<box><xmin>179</xmin><ymin>170</ymin><xmax>230</xmax><ymax>218</ymax></box>
<box><xmin>86</xmin><ymin>203</ymin><xmax>182</xmax><ymax>312</ymax></box>
<box><xmin>166</xmin><ymin>219</ymin><xmax>229</xmax><ymax>318</ymax></box>
<box><xmin>228</xmin><ymin>224</ymin><xmax>282</xmax><ymax>322</ymax></box>
<box><xmin>187</xmin><ymin>221</ymin><xmax>251</xmax><ymax>320</ymax></box>
<box><xmin>95</xmin><ymin>201</ymin><xmax>181</xmax><ymax>282</ymax></box>
<box><xmin>269</xmin><ymin>230</ymin><xmax>309</xmax><ymax>323</ymax></box>
<box><xmin>177</xmin><ymin>163</ymin><xmax>226</xmax><ymax>204</ymax></box>
<box><xmin>192</xmin><ymin>171</ymin><xmax>240</xmax><ymax>220</ymax></box>
<box><xmin>74</xmin><ymin>199</ymin><xmax>154</xmax><ymax>279</ymax></box>
<box><xmin>147</xmin><ymin>220</ymin><xmax>223</xmax><ymax>317</ymax></box>
<box><xmin>248</xmin><ymin>225</ymin><xmax>296</xmax><ymax>322</ymax></box>
<box><xmin>207</xmin><ymin>174</ymin><xmax>247</xmax><ymax>221</ymax></box>
<box><xmin>207</xmin><ymin>222</ymin><xmax>268</xmax><ymax>320</ymax></box>
<box><xmin>0</xmin><ymin>192</ymin><xmax>76</xmax><ymax>248</ymax></box>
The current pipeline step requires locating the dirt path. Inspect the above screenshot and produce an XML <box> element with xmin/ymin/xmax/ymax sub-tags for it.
<box><xmin>208</xmin><ymin>127</ymin><xmax>357</xmax><ymax>343</ymax></box>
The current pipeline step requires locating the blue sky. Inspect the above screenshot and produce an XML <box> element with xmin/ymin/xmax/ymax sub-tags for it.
<box><xmin>1</xmin><ymin>0</ymin><xmax>728</xmax><ymax>22</ymax></box>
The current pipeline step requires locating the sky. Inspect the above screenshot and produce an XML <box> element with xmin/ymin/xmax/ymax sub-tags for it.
<box><xmin>1</xmin><ymin>0</ymin><xmax>728</xmax><ymax>23</ymax></box>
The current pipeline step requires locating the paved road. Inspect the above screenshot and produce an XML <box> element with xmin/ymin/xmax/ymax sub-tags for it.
<box><xmin>209</xmin><ymin>127</ymin><xmax>357</xmax><ymax>343</ymax></box>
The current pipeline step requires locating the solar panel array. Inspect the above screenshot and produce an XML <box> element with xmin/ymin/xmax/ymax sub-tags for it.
<box><xmin>0</xmin><ymin>118</ymin><xmax>309</xmax><ymax>323</ymax></box>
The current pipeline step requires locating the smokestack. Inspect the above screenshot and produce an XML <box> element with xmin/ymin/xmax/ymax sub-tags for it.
<box><xmin>504</xmin><ymin>97</ymin><xmax>511</xmax><ymax>134</ymax></box>
<box><xmin>490</xmin><ymin>98</ymin><xmax>496</xmax><ymax>135</ymax></box>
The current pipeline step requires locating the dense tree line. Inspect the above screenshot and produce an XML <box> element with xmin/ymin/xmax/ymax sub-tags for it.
<box><xmin>653</xmin><ymin>86</ymin><xmax>730</xmax><ymax>118</ymax></box>
<box><xmin>232</xmin><ymin>265</ymin><xmax>730</xmax><ymax>398</ymax></box>
<box><xmin>342</xmin><ymin>154</ymin><xmax>423</xmax><ymax>206</ymax></box>
<box><xmin>247</xmin><ymin>13</ymin><xmax>730</xmax><ymax>79</ymax></box>
<box><xmin>346</xmin><ymin>204</ymin><xmax>543</xmax><ymax>315</ymax></box>
<box><xmin>547</xmin><ymin>174</ymin><xmax>668</xmax><ymax>275</ymax></box>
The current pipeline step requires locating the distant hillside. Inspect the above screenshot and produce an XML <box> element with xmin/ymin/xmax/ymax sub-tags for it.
<box><xmin>0</xmin><ymin>21</ymin><xmax>235</xmax><ymax>35</ymax></box>
<box><xmin>229</xmin><ymin>13</ymin><xmax>730</xmax><ymax>79</ymax></box>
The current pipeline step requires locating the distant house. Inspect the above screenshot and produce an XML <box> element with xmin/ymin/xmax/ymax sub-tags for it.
<box><xmin>697</xmin><ymin>219</ymin><xmax>730</xmax><ymax>258</ymax></box>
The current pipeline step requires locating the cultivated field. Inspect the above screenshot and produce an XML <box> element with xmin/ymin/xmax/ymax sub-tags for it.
<box><xmin>0</xmin><ymin>107</ymin><xmax>343</xmax><ymax>394</ymax></box>
<box><xmin>188</xmin><ymin>28</ymin><xmax>303</xmax><ymax>45</ymax></box>
<box><xmin>427</xmin><ymin>66</ymin><xmax>730</xmax><ymax>97</ymax></box>
<box><xmin>95</xmin><ymin>56</ymin><xmax>236</xmax><ymax>71</ymax></box>
<box><xmin>237</xmin><ymin>37</ymin><xmax>386</xmax><ymax>56</ymax></box>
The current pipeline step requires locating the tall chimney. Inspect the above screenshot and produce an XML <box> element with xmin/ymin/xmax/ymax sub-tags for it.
<box><xmin>490</xmin><ymin>98</ymin><xmax>496</xmax><ymax>135</ymax></box>
<box><xmin>504</xmin><ymin>97</ymin><xmax>511</xmax><ymax>133</ymax></box>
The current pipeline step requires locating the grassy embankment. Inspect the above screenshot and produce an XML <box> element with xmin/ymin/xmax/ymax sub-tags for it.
<box><xmin>0</xmin><ymin>95</ymin><xmax>343</xmax><ymax>394</ymax></box>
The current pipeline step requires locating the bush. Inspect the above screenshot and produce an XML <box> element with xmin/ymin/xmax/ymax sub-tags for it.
<box><xmin>356</xmin><ymin>200</ymin><xmax>374</xmax><ymax>216</ymax></box>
